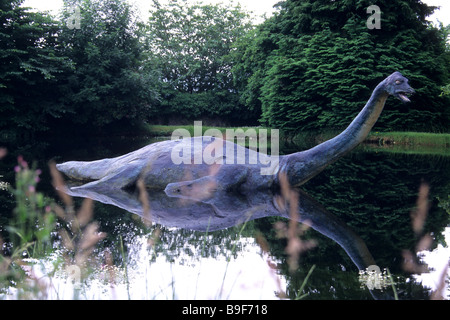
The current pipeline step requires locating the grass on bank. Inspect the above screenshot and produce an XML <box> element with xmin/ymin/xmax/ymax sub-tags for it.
<box><xmin>143</xmin><ymin>124</ymin><xmax>449</xmax><ymax>152</ymax></box>
<box><xmin>290</xmin><ymin>130</ymin><xmax>450</xmax><ymax>148</ymax></box>
<box><xmin>144</xmin><ymin>124</ymin><xmax>449</xmax><ymax>145</ymax></box>
<box><xmin>363</xmin><ymin>132</ymin><xmax>450</xmax><ymax>156</ymax></box>
<box><xmin>367</xmin><ymin>132</ymin><xmax>450</xmax><ymax>147</ymax></box>
<box><xmin>142</xmin><ymin>123</ymin><xmax>279</xmax><ymax>139</ymax></box>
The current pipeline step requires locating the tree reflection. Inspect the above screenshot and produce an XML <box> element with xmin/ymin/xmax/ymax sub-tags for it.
<box><xmin>1</xmin><ymin>137</ymin><xmax>447</xmax><ymax>299</ymax></box>
<box><xmin>58</xmin><ymin>160</ymin><xmax>400</xmax><ymax>299</ymax></box>
<box><xmin>65</xmin><ymin>148</ymin><xmax>449</xmax><ymax>300</ymax></box>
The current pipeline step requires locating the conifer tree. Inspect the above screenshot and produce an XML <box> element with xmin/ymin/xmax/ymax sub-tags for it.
<box><xmin>236</xmin><ymin>0</ymin><xmax>450</xmax><ymax>132</ymax></box>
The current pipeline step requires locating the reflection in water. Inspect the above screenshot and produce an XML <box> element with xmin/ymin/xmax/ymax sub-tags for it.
<box><xmin>52</xmin><ymin>234</ymin><xmax>287</xmax><ymax>299</ymax></box>
<box><xmin>1</xmin><ymin>136</ymin><xmax>449</xmax><ymax>299</ymax></box>
<box><xmin>122</xmin><ymin>235</ymin><xmax>286</xmax><ymax>299</ymax></box>
<box><xmin>60</xmin><ymin>170</ymin><xmax>393</xmax><ymax>299</ymax></box>
<box><xmin>414</xmin><ymin>226</ymin><xmax>450</xmax><ymax>299</ymax></box>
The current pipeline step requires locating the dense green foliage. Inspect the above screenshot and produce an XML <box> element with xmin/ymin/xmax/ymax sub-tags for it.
<box><xmin>57</xmin><ymin>0</ymin><xmax>159</xmax><ymax>128</ymax></box>
<box><xmin>1</xmin><ymin>0</ymin><xmax>159</xmax><ymax>139</ymax></box>
<box><xmin>1</xmin><ymin>0</ymin><xmax>449</xmax><ymax>141</ymax></box>
<box><xmin>142</xmin><ymin>0</ymin><xmax>254</xmax><ymax>124</ymax></box>
<box><xmin>0</xmin><ymin>0</ymin><xmax>71</xmax><ymax>139</ymax></box>
<box><xmin>235</xmin><ymin>0</ymin><xmax>450</xmax><ymax>132</ymax></box>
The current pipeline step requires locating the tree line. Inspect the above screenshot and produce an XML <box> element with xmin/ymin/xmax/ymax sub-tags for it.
<box><xmin>1</xmin><ymin>0</ymin><xmax>449</xmax><ymax>142</ymax></box>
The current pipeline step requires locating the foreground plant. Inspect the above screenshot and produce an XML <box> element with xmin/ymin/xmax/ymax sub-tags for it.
<box><xmin>0</xmin><ymin>156</ymin><xmax>56</xmax><ymax>298</ymax></box>
<box><xmin>0</xmin><ymin>155</ymin><xmax>106</xmax><ymax>299</ymax></box>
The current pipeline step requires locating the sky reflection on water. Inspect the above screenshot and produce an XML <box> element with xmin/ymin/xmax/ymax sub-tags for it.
<box><xmin>1</xmin><ymin>137</ymin><xmax>449</xmax><ymax>300</ymax></box>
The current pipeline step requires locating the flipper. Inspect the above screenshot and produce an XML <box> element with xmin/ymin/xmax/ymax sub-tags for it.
<box><xmin>164</xmin><ymin>166</ymin><xmax>250</xmax><ymax>217</ymax></box>
<box><xmin>164</xmin><ymin>165</ymin><xmax>248</xmax><ymax>200</ymax></box>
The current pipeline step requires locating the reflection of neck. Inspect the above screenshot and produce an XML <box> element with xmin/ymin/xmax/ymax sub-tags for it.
<box><xmin>278</xmin><ymin>189</ymin><xmax>376</xmax><ymax>270</ymax></box>
<box><xmin>282</xmin><ymin>83</ymin><xmax>388</xmax><ymax>187</ymax></box>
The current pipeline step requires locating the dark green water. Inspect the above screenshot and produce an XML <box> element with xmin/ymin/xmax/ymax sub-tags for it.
<box><xmin>0</xmin><ymin>136</ymin><xmax>449</xmax><ymax>299</ymax></box>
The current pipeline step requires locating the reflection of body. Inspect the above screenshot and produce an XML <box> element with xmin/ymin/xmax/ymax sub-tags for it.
<box><xmin>61</xmin><ymin>176</ymin><xmax>390</xmax><ymax>299</ymax></box>
<box><xmin>62</xmin><ymin>174</ymin><xmax>375</xmax><ymax>270</ymax></box>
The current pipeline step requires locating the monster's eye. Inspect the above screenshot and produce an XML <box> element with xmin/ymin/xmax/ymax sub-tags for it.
<box><xmin>395</xmin><ymin>80</ymin><xmax>402</xmax><ymax>85</ymax></box>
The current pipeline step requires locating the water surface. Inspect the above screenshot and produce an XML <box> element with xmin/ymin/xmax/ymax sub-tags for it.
<box><xmin>0</xmin><ymin>135</ymin><xmax>448</xmax><ymax>299</ymax></box>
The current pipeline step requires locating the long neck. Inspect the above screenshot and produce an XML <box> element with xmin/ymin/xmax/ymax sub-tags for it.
<box><xmin>281</xmin><ymin>82</ymin><xmax>388</xmax><ymax>187</ymax></box>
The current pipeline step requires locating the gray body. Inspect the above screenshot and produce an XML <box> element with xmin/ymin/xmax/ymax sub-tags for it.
<box><xmin>56</xmin><ymin>136</ymin><xmax>279</xmax><ymax>193</ymax></box>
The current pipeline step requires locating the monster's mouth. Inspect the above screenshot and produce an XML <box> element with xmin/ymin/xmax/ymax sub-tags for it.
<box><xmin>396</xmin><ymin>91</ymin><xmax>412</xmax><ymax>103</ymax></box>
